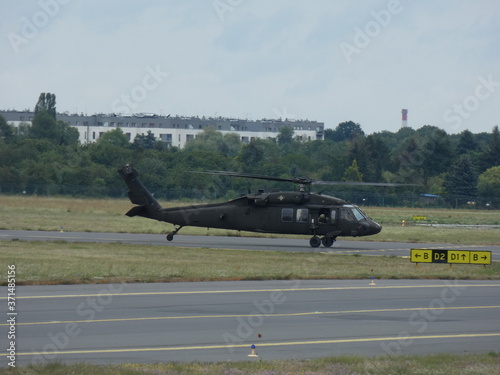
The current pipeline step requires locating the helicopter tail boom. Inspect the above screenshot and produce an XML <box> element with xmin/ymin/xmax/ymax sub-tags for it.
<box><xmin>118</xmin><ymin>165</ymin><xmax>163</xmax><ymax>220</ymax></box>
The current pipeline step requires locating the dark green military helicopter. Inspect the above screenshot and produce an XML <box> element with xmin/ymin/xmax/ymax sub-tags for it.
<box><xmin>119</xmin><ymin>164</ymin><xmax>406</xmax><ymax>247</ymax></box>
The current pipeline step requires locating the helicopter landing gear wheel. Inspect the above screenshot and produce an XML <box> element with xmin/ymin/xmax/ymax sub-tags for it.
<box><xmin>321</xmin><ymin>236</ymin><xmax>335</xmax><ymax>247</ymax></box>
<box><xmin>309</xmin><ymin>236</ymin><xmax>321</xmax><ymax>248</ymax></box>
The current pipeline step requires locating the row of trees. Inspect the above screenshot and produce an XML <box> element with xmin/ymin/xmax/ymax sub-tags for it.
<box><xmin>1</xmin><ymin>94</ymin><xmax>499</xmax><ymax>207</ymax></box>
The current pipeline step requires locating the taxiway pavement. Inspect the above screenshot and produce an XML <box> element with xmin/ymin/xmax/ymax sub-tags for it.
<box><xmin>2</xmin><ymin>279</ymin><xmax>500</xmax><ymax>365</ymax></box>
<box><xmin>1</xmin><ymin>230</ymin><xmax>499</xmax><ymax>365</ymax></box>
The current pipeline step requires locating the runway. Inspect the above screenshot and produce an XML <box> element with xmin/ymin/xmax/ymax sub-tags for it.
<box><xmin>1</xmin><ymin>229</ymin><xmax>499</xmax><ymax>258</ymax></box>
<box><xmin>2</xmin><ymin>279</ymin><xmax>500</xmax><ymax>365</ymax></box>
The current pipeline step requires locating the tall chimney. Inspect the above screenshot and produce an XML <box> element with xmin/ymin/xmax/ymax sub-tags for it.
<box><xmin>401</xmin><ymin>109</ymin><xmax>408</xmax><ymax>127</ymax></box>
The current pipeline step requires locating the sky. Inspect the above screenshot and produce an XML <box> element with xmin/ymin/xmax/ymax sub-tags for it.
<box><xmin>1</xmin><ymin>0</ymin><xmax>499</xmax><ymax>134</ymax></box>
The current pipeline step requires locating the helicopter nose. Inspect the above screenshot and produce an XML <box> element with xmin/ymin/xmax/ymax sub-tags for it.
<box><xmin>372</xmin><ymin>221</ymin><xmax>382</xmax><ymax>234</ymax></box>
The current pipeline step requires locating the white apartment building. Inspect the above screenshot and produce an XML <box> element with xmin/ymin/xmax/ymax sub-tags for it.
<box><xmin>1</xmin><ymin>110</ymin><xmax>324</xmax><ymax>148</ymax></box>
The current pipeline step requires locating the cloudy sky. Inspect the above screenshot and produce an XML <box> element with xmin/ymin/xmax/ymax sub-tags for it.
<box><xmin>1</xmin><ymin>0</ymin><xmax>499</xmax><ymax>134</ymax></box>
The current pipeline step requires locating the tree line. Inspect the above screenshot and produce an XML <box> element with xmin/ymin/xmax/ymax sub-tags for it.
<box><xmin>0</xmin><ymin>94</ymin><xmax>499</xmax><ymax>208</ymax></box>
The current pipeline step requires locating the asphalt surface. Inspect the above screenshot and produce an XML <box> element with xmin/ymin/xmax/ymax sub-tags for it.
<box><xmin>2</xmin><ymin>280</ymin><xmax>500</xmax><ymax>365</ymax></box>
<box><xmin>1</xmin><ymin>230</ymin><xmax>499</xmax><ymax>365</ymax></box>
<box><xmin>1</xmin><ymin>229</ymin><xmax>499</xmax><ymax>258</ymax></box>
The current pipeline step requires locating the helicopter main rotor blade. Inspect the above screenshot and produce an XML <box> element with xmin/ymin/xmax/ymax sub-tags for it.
<box><xmin>311</xmin><ymin>180</ymin><xmax>421</xmax><ymax>187</ymax></box>
<box><xmin>192</xmin><ymin>171</ymin><xmax>420</xmax><ymax>187</ymax></box>
<box><xmin>191</xmin><ymin>171</ymin><xmax>314</xmax><ymax>185</ymax></box>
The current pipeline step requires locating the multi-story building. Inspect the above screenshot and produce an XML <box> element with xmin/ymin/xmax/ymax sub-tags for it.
<box><xmin>1</xmin><ymin>110</ymin><xmax>324</xmax><ymax>148</ymax></box>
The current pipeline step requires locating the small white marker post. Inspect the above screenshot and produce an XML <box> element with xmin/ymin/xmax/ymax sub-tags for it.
<box><xmin>248</xmin><ymin>344</ymin><xmax>258</xmax><ymax>357</ymax></box>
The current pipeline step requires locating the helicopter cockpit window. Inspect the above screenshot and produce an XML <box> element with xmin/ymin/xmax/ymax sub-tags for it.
<box><xmin>351</xmin><ymin>207</ymin><xmax>366</xmax><ymax>221</ymax></box>
<box><xmin>352</xmin><ymin>207</ymin><xmax>366</xmax><ymax>221</ymax></box>
<box><xmin>281</xmin><ymin>208</ymin><xmax>294</xmax><ymax>222</ymax></box>
<box><xmin>340</xmin><ymin>208</ymin><xmax>354</xmax><ymax>221</ymax></box>
<box><xmin>296</xmin><ymin>208</ymin><xmax>308</xmax><ymax>223</ymax></box>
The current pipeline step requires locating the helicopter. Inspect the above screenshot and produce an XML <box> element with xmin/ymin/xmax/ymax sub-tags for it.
<box><xmin>118</xmin><ymin>164</ymin><xmax>410</xmax><ymax>248</ymax></box>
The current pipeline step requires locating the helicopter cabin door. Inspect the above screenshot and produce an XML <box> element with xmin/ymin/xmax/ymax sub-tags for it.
<box><xmin>309</xmin><ymin>208</ymin><xmax>339</xmax><ymax>236</ymax></box>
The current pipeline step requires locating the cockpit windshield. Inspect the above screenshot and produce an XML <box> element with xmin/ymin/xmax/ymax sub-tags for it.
<box><xmin>343</xmin><ymin>205</ymin><xmax>367</xmax><ymax>222</ymax></box>
<box><xmin>351</xmin><ymin>207</ymin><xmax>366</xmax><ymax>221</ymax></box>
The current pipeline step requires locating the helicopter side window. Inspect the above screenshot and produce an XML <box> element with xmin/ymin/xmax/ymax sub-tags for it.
<box><xmin>296</xmin><ymin>208</ymin><xmax>308</xmax><ymax>223</ymax></box>
<box><xmin>330</xmin><ymin>210</ymin><xmax>337</xmax><ymax>222</ymax></box>
<box><xmin>281</xmin><ymin>208</ymin><xmax>293</xmax><ymax>223</ymax></box>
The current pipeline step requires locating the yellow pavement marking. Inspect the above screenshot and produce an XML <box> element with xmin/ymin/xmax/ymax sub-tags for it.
<box><xmin>3</xmin><ymin>305</ymin><xmax>499</xmax><ymax>327</ymax></box>
<box><xmin>12</xmin><ymin>333</ymin><xmax>500</xmax><ymax>357</ymax></box>
<box><xmin>4</xmin><ymin>283</ymin><xmax>500</xmax><ymax>300</ymax></box>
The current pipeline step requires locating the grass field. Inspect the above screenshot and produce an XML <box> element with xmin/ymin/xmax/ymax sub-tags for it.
<box><xmin>2</xmin><ymin>240</ymin><xmax>499</xmax><ymax>285</ymax></box>
<box><xmin>1</xmin><ymin>353</ymin><xmax>499</xmax><ymax>374</ymax></box>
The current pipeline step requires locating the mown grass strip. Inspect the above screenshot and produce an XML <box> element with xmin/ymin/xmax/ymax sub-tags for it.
<box><xmin>1</xmin><ymin>240</ymin><xmax>499</xmax><ymax>285</ymax></box>
<box><xmin>1</xmin><ymin>353</ymin><xmax>499</xmax><ymax>375</ymax></box>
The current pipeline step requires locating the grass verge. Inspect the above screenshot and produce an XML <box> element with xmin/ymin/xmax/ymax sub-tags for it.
<box><xmin>1</xmin><ymin>240</ymin><xmax>499</xmax><ymax>285</ymax></box>
<box><xmin>2</xmin><ymin>353</ymin><xmax>499</xmax><ymax>374</ymax></box>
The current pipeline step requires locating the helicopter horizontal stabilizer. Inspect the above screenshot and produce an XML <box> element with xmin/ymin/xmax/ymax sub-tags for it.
<box><xmin>125</xmin><ymin>205</ymin><xmax>147</xmax><ymax>218</ymax></box>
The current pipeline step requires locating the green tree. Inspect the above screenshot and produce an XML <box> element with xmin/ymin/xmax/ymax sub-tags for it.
<box><xmin>30</xmin><ymin>110</ymin><xmax>59</xmax><ymax>141</ymax></box>
<box><xmin>342</xmin><ymin>159</ymin><xmax>363</xmax><ymax>182</ymax></box>
<box><xmin>222</xmin><ymin>133</ymin><xmax>242</xmax><ymax>158</ymax></box>
<box><xmin>57</xmin><ymin>120</ymin><xmax>80</xmax><ymax>146</ymax></box>
<box><xmin>184</xmin><ymin>127</ymin><xmax>241</xmax><ymax>158</ymax></box>
<box><xmin>277</xmin><ymin>126</ymin><xmax>294</xmax><ymax>146</ymax></box>
<box><xmin>90</xmin><ymin>128</ymin><xmax>132</xmax><ymax>167</ymax></box>
<box><xmin>392</xmin><ymin>137</ymin><xmax>425</xmax><ymax>184</ymax></box>
<box><xmin>133</xmin><ymin>131</ymin><xmax>157</xmax><ymax>150</ymax></box>
<box><xmin>300</xmin><ymin>139</ymin><xmax>348</xmax><ymax>182</ymax></box>
<box><xmin>236</xmin><ymin>139</ymin><xmax>265</xmax><ymax>169</ymax></box>
<box><xmin>97</xmin><ymin>128</ymin><xmax>130</xmax><ymax>147</ymax></box>
<box><xmin>35</xmin><ymin>92</ymin><xmax>56</xmax><ymax>119</ymax></box>
<box><xmin>0</xmin><ymin>115</ymin><xmax>15</xmax><ymax>142</ymax></box>
<box><xmin>326</xmin><ymin>121</ymin><xmax>364</xmax><ymax>142</ymax></box>
<box><xmin>444</xmin><ymin>155</ymin><xmax>478</xmax><ymax>197</ymax></box>
<box><xmin>457</xmin><ymin>129</ymin><xmax>477</xmax><ymax>155</ymax></box>
<box><xmin>347</xmin><ymin>135</ymin><xmax>389</xmax><ymax>182</ymax></box>
<box><xmin>30</xmin><ymin>111</ymin><xmax>79</xmax><ymax>146</ymax></box>
<box><xmin>479</xmin><ymin>126</ymin><xmax>500</xmax><ymax>171</ymax></box>
<box><xmin>422</xmin><ymin>128</ymin><xmax>454</xmax><ymax>178</ymax></box>
<box><xmin>478</xmin><ymin>166</ymin><xmax>500</xmax><ymax>197</ymax></box>
<box><xmin>415</xmin><ymin>125</ymin><xmax>441</xmax><ymax>138</ymax></box>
